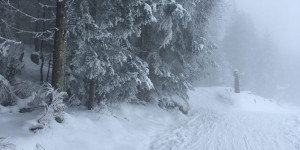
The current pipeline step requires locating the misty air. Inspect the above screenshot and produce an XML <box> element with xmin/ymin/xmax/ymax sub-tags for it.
<box><xmin>0</xmin><ymin>0</ymin><xmax>300</xmax><ymax>149</ymax></box>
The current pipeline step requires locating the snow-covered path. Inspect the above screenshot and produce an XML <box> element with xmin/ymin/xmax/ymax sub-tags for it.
<box><xmin>150</xmin><ymin>88</ymin><xmax>300</xmax><ymax>150</ymax></box>
<box><xmin>1</xmin><ymin>87</ymin><xmax>300</xmax><ymax>150</ymax></box>
<box><xmin>151</xmin><ymin>109</ymin><xmax>299</xmax><ymax>150</ymax></box>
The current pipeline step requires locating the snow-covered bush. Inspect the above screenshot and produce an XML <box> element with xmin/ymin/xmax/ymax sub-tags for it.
<box><xmin>0</xmin><ymin>45</ymin><xmax>24</xmax><ymax>81</ymax></box>
<box><xmin>158</xmin><ymin>96</ymin><xmax>190</xmax><ymax>114</ymax></box>
<box><xmin>12</xmin><ymin>79</ymin><xmax>36</xmax><ymax>99</ymax></box>
<box><xmin>0</xmin><ymin>74</ymin><xmax>16</xmax><ymax>106</ymax></box>
<box><xmin>38</xmin><ymin>84</ymin><xmax>66</xmax><ymax>126</ymax></box>
<box><xmin>0</xmin><ymin>37</ymin><xmax>24</xmax><ymax>82</ymax></box>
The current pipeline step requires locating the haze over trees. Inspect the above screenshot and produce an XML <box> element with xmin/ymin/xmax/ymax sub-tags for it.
<box><xmin>221</xmin><ymin>10</ymin><xmax>279</xmax><ymax>98</ymax></box>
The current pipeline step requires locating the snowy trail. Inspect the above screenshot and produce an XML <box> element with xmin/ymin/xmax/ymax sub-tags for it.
<box><xmin>1</xmin><ymin>87</ymin><xmax>300</xmax><ymax>150</ymax></box>
<box><xmin>150</xmin><ymin>109</ymin><xmax>298</xmax><ymax>150</ymax></box>
<box><xmin>149</xmin><ymin>88</ymin><xmax>300</xmax><ymax>150</ymax></box>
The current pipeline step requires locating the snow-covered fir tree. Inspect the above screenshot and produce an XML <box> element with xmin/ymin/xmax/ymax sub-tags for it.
<box><xmin>132</xmin><ymin>0</ymin><xmax>218</xmax><ymax>113</ymax></box>
<box><xmin>67</xmin><ymin>0</ymin><xmax>155</xmax><ymax>109</ymax></box>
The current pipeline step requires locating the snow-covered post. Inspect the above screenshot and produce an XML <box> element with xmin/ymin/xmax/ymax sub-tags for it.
<box><xmin>234</xmin><ymin>69</ymin><xmax>240</xmax><ymax>93</ymax></box>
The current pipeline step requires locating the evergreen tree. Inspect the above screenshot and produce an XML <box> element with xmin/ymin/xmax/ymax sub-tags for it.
<box><xmin>67</xmin><ymin>0</ymin><xmax>155</xmax><ymax>109</ymax></box>
<box><xmin>134</xmin><ymin>0</ymin><xmax>218</xmax><ymax>113</ymax></box>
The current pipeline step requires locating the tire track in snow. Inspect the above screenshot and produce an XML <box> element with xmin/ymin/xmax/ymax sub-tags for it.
<box><xmin>286</xmin><ymin>116</ymin><xmax>300</xmax><ymax>150</ymax></box>
<box><xmin>149</xmin><ymin>108</ymin><xmax>300</xmax><ymax>150</ymax></box>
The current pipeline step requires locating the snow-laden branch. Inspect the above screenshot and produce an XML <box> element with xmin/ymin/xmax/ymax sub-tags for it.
<box><xmin>0</xmin><ymin>36</ymin><xmax>21</xmax><ymax>57</ymax></box>
<box><xmin>0</xmin><ymin>36</ymin><xmax>21</xmax><ymax>44</ymax></box>
<box><xmin>0</xmin><ymin>0</ymin><xmax>55</xmax><ymax>22</ymax></box>
<box><xmin>39</xmin><ymin>2</ymin><xmax>56</xmax><ymax>8</ymax></box>
<box><xmin>1</xmin><ymin>19</ymin><xmax>56</xmax><ymax>40</ymax></box>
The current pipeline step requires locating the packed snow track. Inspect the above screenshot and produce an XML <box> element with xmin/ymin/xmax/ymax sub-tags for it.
<box><xmin>150</xmin><ymin>88</ymin><xmax>300</xmax><ymax>150</ymax></box>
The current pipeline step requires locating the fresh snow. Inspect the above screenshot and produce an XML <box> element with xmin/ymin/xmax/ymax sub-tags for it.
<box><xmin>1</xmin><ymin>87</ymin><xmax>300</xmax><ymax>150</ymax></box>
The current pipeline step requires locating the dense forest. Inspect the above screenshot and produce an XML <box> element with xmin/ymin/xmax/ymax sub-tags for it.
<box><xmin>0</xmin><ymin>0</ymin><xmax>221</xmax><ymax>124</ymax></box>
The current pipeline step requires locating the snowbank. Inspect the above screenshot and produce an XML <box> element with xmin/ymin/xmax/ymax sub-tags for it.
<box><xmin>0</xmin><ymin>104</ymin><xmax>185</xmax><ymax>150</ymax></box>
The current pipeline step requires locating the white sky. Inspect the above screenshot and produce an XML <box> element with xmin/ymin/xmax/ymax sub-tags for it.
<box><xmin>234</xmin><ymin>0</ymin><xmax>300</xmax><ymax>55</ymax></box>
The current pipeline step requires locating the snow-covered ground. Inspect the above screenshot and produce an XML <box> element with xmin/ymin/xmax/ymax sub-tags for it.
<box><xmin>1</xmin><ymin>87</ymin><xmax>300</xmax><ymax>150</ymax></box>
<box><xmin>151</xmin><ymin>88</ymin><xmax>300</xmax><ymax>150</ymax></box>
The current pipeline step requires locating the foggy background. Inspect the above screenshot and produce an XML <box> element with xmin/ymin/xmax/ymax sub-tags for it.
<box><xmin>203</xmin><ymin>0</ymin><xmax>300</xmax><ymax>105</ymax></box>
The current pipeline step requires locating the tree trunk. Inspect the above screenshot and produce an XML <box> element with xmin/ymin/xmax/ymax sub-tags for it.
<box><xmin>40</xmin><ymin>45</ymin><xmax>44</xmax><ymax>83</ymax></box>
<box><xmin>52</xmin><ymin>0</ymin><xmax>67</xmax><ymax>91</ymax></box>
<box><xmin>46</xmin><ymin>58</ymin><xmax>51</xmax><ymax>82</ymax></box>
<box><xmin>34</xmin><ymin>27</ymin><xmax>40</xmax><ymax>52</ymax></box>
<box><xmin>40</xmin><ymin>0</ymin><xmax>47</xmax><ymax>84</ymax></box>
<box><xmin>34</xmin><ymin>1</ymin><xmax>41</xmax><ymax>52</ymax></box>
<box><xmin>88</xmin><ymin>79</ymin><xmax>95</xmax><ymax>110</ymax></box>
<box><xmin>97</xmin><ymin>92</ymin><xmax>105</xmax><ymax>105</ymax></box>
